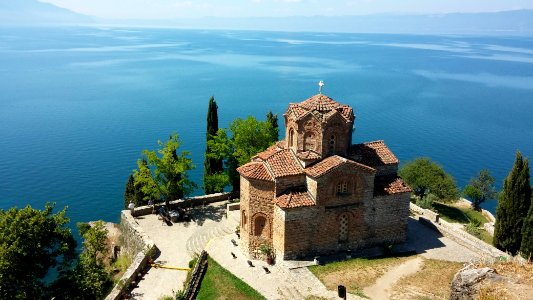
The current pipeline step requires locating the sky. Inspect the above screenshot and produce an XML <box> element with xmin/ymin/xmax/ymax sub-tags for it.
<box><xmin>40</xmin><ymin>0</ymin><xmax>533</xmax><ymax>19</ymax></box>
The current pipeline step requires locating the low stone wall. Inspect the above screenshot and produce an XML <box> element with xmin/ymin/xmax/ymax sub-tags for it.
<box><xmin>410</xmin><ymin>202</ymin><xmax>508</xmax><ymax>260</ymax></box>
<box><xmin>105</xmin><ymin>211</ymin><xmax>158</xmax><ymax>300</ymax></box>
<box><xmin>133</xmin><ymin>192</ymin><xmax>235</xmax><ymax>216</ymax></box>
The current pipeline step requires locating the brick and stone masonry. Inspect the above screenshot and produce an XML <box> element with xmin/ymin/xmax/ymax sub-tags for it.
<box><xmin>237</xmin><ymin>93</ymin><xmax>412</xmax><ymax>260</ymax></box>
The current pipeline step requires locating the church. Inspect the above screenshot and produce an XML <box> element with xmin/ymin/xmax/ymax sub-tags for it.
<box><xmin>237</xmin><ymin>92</ymin><xmax>412</xmax><ymax>260</ymax></box>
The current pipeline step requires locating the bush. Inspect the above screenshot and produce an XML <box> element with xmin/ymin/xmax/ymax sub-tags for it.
<box><xmin>416</xmin><ymin>194</ymin><xmax>437</xmax><ymax>209</ymax></box>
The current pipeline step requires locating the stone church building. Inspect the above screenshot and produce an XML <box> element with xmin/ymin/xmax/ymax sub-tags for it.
<box><xmin>237</xmin><ymin>93</ymin><xmax>412</xmax><ymax>260</ymax></box>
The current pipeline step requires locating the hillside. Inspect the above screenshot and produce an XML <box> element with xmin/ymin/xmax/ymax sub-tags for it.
<box><xmin>0</xmin><ymin>0</ymin><xmax>92</xmax><ymax>26</ymax></box>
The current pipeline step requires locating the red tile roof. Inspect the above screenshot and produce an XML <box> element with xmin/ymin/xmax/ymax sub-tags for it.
<box><xmin>296</xmin><ymin>151</ymin><xmax>321</xmax><ymax>160</ymax></box>
<box><xmin>305</xmin><ymin>155</ymin><xmax>374</xmax><ymax>178</ymax></box>
<box><xmin>274</xmin><ymin>190</ymin><xmax>315</xmax><ymax>208</ymax></box>
<box><xmin>285</xmin><ymin>94</ymin><xmax>354</xmax><ymax>123</ymax></box>
<box><xmin>350</xmin><ymin>140</ymin><xmax>399</xmax><ymax>167</ymax></box>
<box><xmin>375</xmin><ymin>176</ymin><xmax>412</xmax><ymax>196</ymax></box>
<box><xmin>237</xmin><ymin>162</ymin><xmax>274</xmax><ymax>182</ymax></box>
<box><xmin>265</xmin><ymin>149</ymin><xmax>303</xmax><ymax>178</ymax></box>
<box><xmin>384</xmin><ymin>178</ymin><xmax>412</xmax><ymax>194</ymax></box>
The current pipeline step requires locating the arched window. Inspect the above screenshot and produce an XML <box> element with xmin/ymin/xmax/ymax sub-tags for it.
<box><xmin>288</xmin><ymin>128</ymin><xmax>295</xmax><ymax>148</ymax></box>
<box><xmin>328</xmin><ymin>134</ymin><xmax>336</xmax><ymax>155</ymax></box>
<box><xmin>253</xmin><ymin>215</ymin><xmax>269</xmax><ymax>238</ymax></box>
<box><xmin>304</xmin><ymin>132</ymin><xmax>316</xmax><ymax>152</ymax></box>
<box><xmin>241</xmin><ymin>210</ymin><xmax>247</xmax><ymax>229</ymax></box>
<box><xmin>339</xmin><ymin>214</ymin><xmax>348</xmax><ymax>242</ymax></box>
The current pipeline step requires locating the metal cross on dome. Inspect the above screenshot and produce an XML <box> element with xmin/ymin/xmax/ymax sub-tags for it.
<box><xmin>318</xmin><ymin>80</ymin><xmax>325</xmax><ymax>94</ymax></box>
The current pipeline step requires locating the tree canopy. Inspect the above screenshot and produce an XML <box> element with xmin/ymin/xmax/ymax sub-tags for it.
<box><xmin>399</xmin><ymin>157</ymin><xmax>459</xmax><ymax>202</ymax></box>
<box><xmin>207</xmin><ymin>115</ymin><xmax>278</xmax><ymax>192</ymax></box>
<box><xmin>494</xmin><ymin>151</ymin><xmax>531</xmax><ymax>255</ymax></box>
<box><xmin>0</xmin><ymin>203</ymin><xmax>77</xmax><ymax>299</ymax></box>
<box><xmin>463</xmin><ymin>169</ymin><xmax>497</xmax><ymax>210</ymax></box>
<box><xmin>521</xmin><ymin>200</ymin><xmax>533</xmax><ymax>260</ymax></box>
<box><xmin>204</xmin><ymin>96</ymin><xmax>224</xmax><ymax>194</ymax></box>
<box><xmin>133</xmin><ymin>133</ymin><xmax>196</xmax><ymax>207</ymax></box>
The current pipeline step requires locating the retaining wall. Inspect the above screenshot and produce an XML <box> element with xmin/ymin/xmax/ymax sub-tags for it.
<box><xmin>105</xmin><ymin>211</ymin><xmax>158</xmax><ymax>300</ymax></box>
<box><xmin>133</xmin><ymin>192</ymin><xmax>235</xmax><ymax>216</ymax></box>
<box><xmin>409</xmin><ymin>202</ymin><xmax>508</xmax><ymax>260</ymax></box>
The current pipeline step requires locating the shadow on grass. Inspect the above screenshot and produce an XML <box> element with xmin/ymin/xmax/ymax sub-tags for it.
<box><xmin>432</xmin><ymin>203</ymin><xmax>469</xmax><ymax>223</ymax></box>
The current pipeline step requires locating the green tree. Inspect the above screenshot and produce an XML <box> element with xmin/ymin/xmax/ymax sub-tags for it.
<box><xmin>0</xmin><ymin>203</ymin><xmax>77</xmax><ymax>299</ymax></box>
<box><xmin>52</xmin><ymin>221</ymin><xmax>112</xmax><ymax>299</ymax></box>
<box><xmin>399</xmin><ymin>157</ymin><xmax>459</xmax><ymax>202</ymax></box>
<box><xmin>521</xmin><ymin>198</ymin><xmax>533</xmax><ymax>260</ymax></box>
<box><xmin>463</xmin><ymin>169</ymin><xmax>497</xmax><ymax>210</ymax></box>
<box><xmin>208</xmin><ymin>116</ymin><xmax>277</xmax><ymax>192</ymax></box>
<box><xmin>204</xmin><ymin>96</ymin><xmax>224</xmax><ymax>194</ymax></box>
<box><xmin>134</xmin><ymin>133</ymin><xmax>196</xmax><ymax>207</ymax></box>
<box><xmin>494</xmin><ymin>151</ymin><xmax>531</xmax><ymax>255</ymax></box>
<box><xmin>266</xmin><ymin>110</ymin><xmax>279</xmax><ymax>141</ymax></box>
<box><xmin>124</xmin><ymin>171</ymin><xmax>146</xmax><ymax>208</ymax></box>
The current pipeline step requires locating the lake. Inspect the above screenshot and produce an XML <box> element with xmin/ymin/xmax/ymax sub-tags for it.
<box><xmin>1</xmin><ymin>26</ymin><xmax>532</xmax><ymax>227</ymax></box>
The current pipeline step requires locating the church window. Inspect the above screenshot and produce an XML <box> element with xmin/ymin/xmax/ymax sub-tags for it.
<box><xmin>328</xmin><ymin>134</ymin><xmax>336</xmax><ymax>154</ymax></box>
<box><xmin>242</xmin><ymin>210</ymin><xmax>247</xmax><ymax>229</ymax></box>
<box><xmin>304</xmin><ymin>132</ymin><xmax>316</xmax><ymax>151</ymax></box>
<box><xmin>289</xmin><ymin>128</ymin><xmax>295</xmax><ymax>148</ymax></box>
<box><xmin>336</xmin><ymin>182</ymin><xmax>348</xmax><ymax>194</ymax></box>
<box><xmin>339</xmin><ymin>214</ymin><xmax>348</xmax><ymax>242</ymax></box>
<box><xmin>253</xmin><ymin>215</ymin><xmax>269</xmax><ymax>238</ymax></box>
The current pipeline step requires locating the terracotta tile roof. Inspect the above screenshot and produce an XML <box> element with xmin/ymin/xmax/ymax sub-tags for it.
<box><xmin>274</xmin><ymin>190</ymin><xmax>315</xmax><ymax>208</ymax></box>
<box><xmin>285</xmin><ymin>94</ymin><xmax>354</xmax><ymax>123</ymax></box>
<box><xmin>350</xmin><ymin>140</ymin><xmax>399</xmax><ymax>167</ymax></box>
<box><xmin>265</xmin><ymin>149</ymin><xmax>303</xmax><ymax>178</ymax></box>
<box><xmin>255</xmin><ymin>143</ymin><xmax>283</xmax><ymax>161</ymax></box>
<box><xmin>305</xmin><ymin>155</ymin><xmax>374</xmax><ymax>178</ymax></box>
<box><xmin>375</xmin><ymin>176</ymin><xmax>412</xmax><ymax>196</ymax></box>
<box><xmin>300</xmin><ymin>94</ymin><xmax>341</xmax><ymax>111</ymax></box>
<box><xmin>237</xmin><ymin>162</ymin><xmax>274</xmax><ymax>182</ymax></box>
<box><xmin>296</xmin><ymin>151</ymin><xmax>321</xmax><ymax>160</ymax></box>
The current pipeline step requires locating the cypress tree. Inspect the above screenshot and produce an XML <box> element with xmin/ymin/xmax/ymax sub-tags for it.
<box><xmin>493</xmin><ymin>151</ymin><xmax>531</xmax><ymax>255</ymax></box>
<box><xmin>204</xmin><ymin>96</ymin><xmax>223</xmax><ymax>194</ymax></box>
<box><xmin>521</xmin><ymin>197</ymin><xmax>533</xmax><ymax>259</ymax></box>
<box><xmin>266</xmin><ymin>110</ymin><xmax>279</xmax><ymax>141</ymax></box>
<box><xmin>124</xmin><ymin>174</ymin><xmax>135</xmax><ymax>209</ymax></box>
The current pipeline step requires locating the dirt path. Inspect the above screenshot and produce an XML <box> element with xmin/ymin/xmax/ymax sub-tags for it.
<box><xmin>363</xmin><ymin>257</ymin><xmax>423</xmax><ymax>300</ymax></box>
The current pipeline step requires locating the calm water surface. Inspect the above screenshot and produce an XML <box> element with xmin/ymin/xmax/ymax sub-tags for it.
<box><xmin>1</xmin><ymin>26</ymin><xmax>533</xmax><ymax>227</ymax></box>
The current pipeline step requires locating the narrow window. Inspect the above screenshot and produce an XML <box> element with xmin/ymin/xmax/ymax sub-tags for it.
<box><xmin>254</xmin><ymin>215</ymin><xmax>268</xmax><ymax>238</ymax></box>
<box><xmin>329</xmin><ymin>134</ymin><xmax>336</xmax><ymax>154</ymax></box>
<box><xmin>339</xmin><ymin>214</ymin><xmax>348</xmax><ymax>242</ymax></box>
<box><xmin>336</xmin><ymin>182</ymin><xmax>348</xmax><ymax>194</ymax></box>
<box><xmin>242</xmin><ymin>210</ymin><xmax>247</xmax><ymax>229</ymax></box>
<box><xmin>289</xmin><ymin>128</ymin><xmax>295</xmax><ymax>148</ymax></box>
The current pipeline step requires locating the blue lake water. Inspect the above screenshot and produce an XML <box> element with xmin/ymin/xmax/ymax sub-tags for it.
<box><xmin>1</xmin><ymin>26</ymin><xmax>533</xmax><ymax>228</ymax></box>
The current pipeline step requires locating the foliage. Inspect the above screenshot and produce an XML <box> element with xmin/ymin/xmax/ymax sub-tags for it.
<box><xmin>463</xmin><ymin>169</ymin><xmax>497</xmax><ymax>210</ymax></box>
<box><xmin>124</xmin><ymin>172</ymin><xmax>146</xmax><ymax>208</ymax></box>
<box><xmin>465</xmin><ymin>220</ymin><xmax>482</xmax><ymax>238</ymax></box>
<box><xmin>399</xmin><ymin>157</ymin><xmax>459</xmax><ymax>202</ymax></box>
<box><xmin>134</xmin><ymin>133</ymin><xmax>196</xmax><ymax>207</ymax></box>
<box><xmin>494</xmin><ymin>151</ymin><xmax>531</xmax><ymax>255</ymax></box>
<box><xmin>259</xmin><ymin>243</ymin><xmax>274</xmax><ymax>258</ymax></box>
<box><xmin>416</xmin><ymin>193</ymin><xmax>437</xmax><ymax>209</ymax></box>
<box><xmin>52</xmin><ymin>221</ymin><xmax>112</xmax><ymax>299</ymax></box>
<box><xmin>208</xmin><ymin>116</ymin><xmax>277</xmax><ymax>192</ymax></box>
<box><xmin>204</xmin><ymin>96</ymin><xmax>224</xmax><ymax>194</ymax></box>
<box><xmin>0</xmin><ymin>203</ymin><xmax>77</xmax><ymax>299</ymax></box>
<box><xmin>197</xmin><ymin>257</ymin><xmax>265</xmax><ymax>300</ymax></box>
<box><xmin>520</xmin><ymin>199</ymin><xmax>533</xmax><ymax>259</ymax></box>
<box><xmin>266</xmin><ymin>110</ymin><xmax>279</xmax><ymax>141</ymax></box>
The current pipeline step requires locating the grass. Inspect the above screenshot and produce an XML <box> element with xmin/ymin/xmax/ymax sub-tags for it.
<box><xmin>308</xmin><ymin>254</ymin><xmax>413</xmax><ymax>296</ymax></box>
<box><xmin>432</xmin><ymin>202</ymin><xmax>493</xmax><ymax>243</ymax></box>
<box><xmin>196</xmin><ymin>257</ymin><xmax>265</xmax><ymax>300</ymax></box>
<box><xmin>391</xmin><ymin>258</ymin><xmax>463</xmax><ymax>299</ymax></box>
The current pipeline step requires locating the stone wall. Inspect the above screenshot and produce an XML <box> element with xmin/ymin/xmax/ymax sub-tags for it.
<box><xmin>132</xmin><ymin>192</ymin><xmax>234</xmax><ymax>216</ymax></box>
<box><xmin>105</xmin><ymin>211</ymin><xmax>157</xmax><ymax>300</ymax></box>
<box><xmin>365</xmin><ymin>193</ymin><xmax>410</xmax><ymax>245</ymax></box>
<box><xmin>410</xmin><ymin>202</ymin><xmax>508</xmax><ymax>260</ymax></box>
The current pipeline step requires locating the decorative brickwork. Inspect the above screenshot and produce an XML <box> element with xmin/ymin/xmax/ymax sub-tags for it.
<box><xmin>238</xmin><ymin>93</ymin><xmax>412</xmax><ymax>260</ymax></box>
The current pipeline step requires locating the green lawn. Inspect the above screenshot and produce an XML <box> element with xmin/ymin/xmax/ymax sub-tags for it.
<box><xmin>432</xmin><ymin>202</ymin><xmax>488</xmax><ymax>224</ymax></box>
<box><xmin>196</xmin><ymin>257</ymin><xmax>265</xmax><ymax>300</ymax></box>
<box><xmin>431</xmin><ymin>202</ymin><xmax>492</xmax><ymax>244</ymax></box>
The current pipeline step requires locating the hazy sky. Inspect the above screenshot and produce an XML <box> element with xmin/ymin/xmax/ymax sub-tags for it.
<box><xmin>41</xmin><ymin>0</ymin><xmax>533</xmax><ymax>19</ymax></box>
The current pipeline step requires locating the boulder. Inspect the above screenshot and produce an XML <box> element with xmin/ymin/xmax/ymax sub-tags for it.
<box><xmin>450</xmin><ymin>264</ymin><xmax>498</xmax><ymax>300</ymax></box>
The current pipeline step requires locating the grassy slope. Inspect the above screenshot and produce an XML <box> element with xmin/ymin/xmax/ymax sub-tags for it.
<box><xmin>196</xmin><ymin>257</ymin><xmax>265</xmax><ymax>300</ymax></box>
